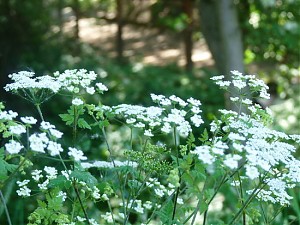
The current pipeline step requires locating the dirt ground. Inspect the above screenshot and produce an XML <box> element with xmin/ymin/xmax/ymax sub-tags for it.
<box><xmin>64</xmin><ymin>18</ymin><xmax>214</xmax><ymax>68</ymax></box>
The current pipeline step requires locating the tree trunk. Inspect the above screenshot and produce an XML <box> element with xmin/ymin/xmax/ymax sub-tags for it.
<box><xmin>116</xmin><ymin>0</ymin><xmax>125</xmax><ymax>63</ymax></box>
<box><xmin>198</xmin><ymin>0</ymin><xmax>245</xmax><ymax>109</ymax></box>
<box><xmin>73</xmin><ymin>0</ymin><xmax>80</xmax><ymax>39</ymax></box>
<box><xmin>183</xmin><ymin>0</ymin><xmax>194</xmax><ymax>73</ymax></box>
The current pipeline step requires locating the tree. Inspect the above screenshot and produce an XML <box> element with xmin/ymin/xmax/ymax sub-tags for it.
<box><xmin>116</xmin><ymin>0</ymin><xmax>125</xmax><ymax>63</ymax></box>
<box><xmin>198</xmin><ymin>0</ymin><xmax>245</xmax><ymax>108</ymax></box>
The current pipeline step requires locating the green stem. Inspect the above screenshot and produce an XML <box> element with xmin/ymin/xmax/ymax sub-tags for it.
<box><xmin>101</xmin><ymin>127</ymin><xmax>127</xmax><ymax>222</ymax></box>
<box><xmin>237</xmin><ymin>173</ymin><xmax>246</xmax><ymax>225</ymax></box>
<box><xmin>1</xmin><ymin>152</ymin><xmax>31</xmax><ymax>189</ymax></box>
<box><xmin>0</xmin><ymin>191</ymin><xmax>12</xmax><ymax>225</ymax></box>
<box><xmin>172</xmin><ymin>126</ymin><xmax>180</xmax><ymax>222</ymax></box>
<box><xmin>35</xmin><ymin>104</ymin><xmax>90</xmax><ymax>224</ymax></box>
<box><xmin>73</xmin><ymin>106</ymin><xmax>78</xmax><ymax>146</ymax></box>
<box><xmin>107</xmin><ymin>199</ymin><xmax>116</xmax><ymax>225</ymax></box>
<box><xmin>35</xmin><ymin>104</ymin><xmax>44</xmax><ymax>121</ymax></box>
<box><xmin>72</xmin><ymin>180</ymin><xmax>91</xmax><ymax>225</ymax></box>
<box><xmin>229</xmin><ymin>181</ymin><xmax>267</xmax><ymax>225</ymax></box>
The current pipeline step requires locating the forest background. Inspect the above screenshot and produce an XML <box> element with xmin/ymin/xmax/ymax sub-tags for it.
<box><xmin>0</xmin><ymin>0</ymin><xmax>299</xmax><ymax>224</ymax></box>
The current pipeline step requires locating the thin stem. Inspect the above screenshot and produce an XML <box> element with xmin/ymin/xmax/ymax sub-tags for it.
<box><xmin>107</xmin><ymin>199</ymin><xmax>116</xmax><ymax>225</ymax></box>
<box><xmin>229</xmin><ymin>181</ymin><xmax>267</xmax><ymax>225</ymax></box>
<box><xmin>237</xmin><ymin>173</ymin><xmax>246</xmax><ymax>225</ymax></box>
<box><xmin>259</xmin><ymin>201</ymin><xmax>268</xmax><ymax>224</ymax></box>
<box><xmin>34</xmin><ymin>104</ymin><xmax>90</xmax><ymax>224</ymax></box>
<box><xmin>202</xmin><ymin>174</ymin><xmax>227</xmax><ymax>225</ymax></box>
<box><xmin>130</xmin><ymin>127</ymin><xmax>133</xmax><ymax>150</ymax></box>
<box><xmin>0</xmin><ymin>191</ymin><xmax>12</xmax><ymax>225</ymax></box>
<box><xmin>72</xmin><ymin>181</ymin><xmax>91</xmax><ymax>225</ymax></box>
<box><xmin>1</xmin><ymin>152</ymin><xmax>31</xmax><ymax>189</ymax></box>
<box><xmin>172</xmin><ymin>126</ymin><xmax>180</xmax><ymax>221</ymax></box>
<box><xmin>101</xmin><ymin>127</ymin><xmax>127</xmax><ymax>223</ymax></box>
<box><xmin>73</xmin><ymin>106</ymin><xmax>78</xmax><ymax>146</ymax></box>
<box><xmin>35</xmin><ymin>104</ymin><xmax>44</xmax><ymax>121</ymax></box>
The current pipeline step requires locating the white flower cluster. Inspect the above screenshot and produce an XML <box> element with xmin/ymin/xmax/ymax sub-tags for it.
<box><xmin>54</xmin><ymin>69</ymin><xmax>108</xmax><ymax>94</ymax></box>
<box><xmin>103</xmin><ymin>94</ymin><xmax>203</xmax><ymax>137</ymax></box>
<box><xmin>192</xmin><ymin>109</ymin><xmax>300</xmax><ymax>205</ymax></box>
<box><xmin>146</xmin><ymin>178</ymin><xmax>177</xmax><ymax>199</ymax></box>
<box><xmin>29</xmin><ymin>121</ymin><xmax>64</xmax><ymax>156</ymax></box>
<box><xmin>4</xmin><ymin>69</ymin><xmax>108</xmax><ymax>104</ymax></box>
<box><xmin>211</xmin><ymin>70</ymin><xmax>270</xmax><ymax>100</ymax></box>
<box><xmin>81</xmin><ymin>160</ymin><xmax>138</xmax><ymax>169</ymax></box>
<box><xmin>0</xmin><ymin>110</ymin><xmax>18</xmax><ymax>120</ymax></box>
<box><xmin>4</xmin><ymin>71</ymin><xmax>61</xmax><ymax>93</ymax></box>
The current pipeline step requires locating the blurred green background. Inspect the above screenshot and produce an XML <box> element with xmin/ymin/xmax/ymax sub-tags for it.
<box><xmin>0</xmin><ymin>0</ymin><xmax>299</xmax><ymax>224</ymax></box>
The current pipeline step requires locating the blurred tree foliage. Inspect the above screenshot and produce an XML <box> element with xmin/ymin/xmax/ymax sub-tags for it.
<box><xmin>0</xmin><ymin>0</ymin><xmax>299</xmax><ymax>224</ymax></box>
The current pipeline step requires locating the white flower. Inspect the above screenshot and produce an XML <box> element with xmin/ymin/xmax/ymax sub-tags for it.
<box><xmin>68</xmin><ymin>147</ymin><xmax>87</xmax><ymax>161</ymax></box>
<box><xmin>92</xmin><ymin>187</ymin><xmax>101</xmax><ymax>200</ymax></box>
<box><xmin>154</xmin><ymin>188</ymin><xmax>165</xmax><ymax>197</ymax></box>
<box><xmin>191</xmin><ymin>114</ymin><xmax>204</xmax><ymax>127</ymax></box>
<box><xmin>95</xmin><ymin>83</ymin><xmax>108</xmax><ymax>92</ymax></box>
<box><xmin>5</xmin><ymin>71</ymin><xmax>61</xmax><ymax>93</ymax></box>
<box><xmin>177</xmin><ymin>198</ymin><xmax>184</xmax><ymax>204</ymax></box>
<box><xmin>224</xmin><ymin>155</ymin><xmax>242</xmax><ymax>169</ymax></box>
<box><xmin>20</xmin><ymin>116</ymin><xmax>37</xmax><ymax>124</ymax></box>
<box><xmin>191</xmin><ymin>146</ymin><xmax>215</xmax><ymax>165</ymax></box>
<box><xmin>144</xmin><ymin>129</ymin><xmax>154</xmax><ymax>137</ymax></box>
<box><xmin>38</xmin><ymin>179</ymin><xmax>49</xmax><ymax>190</ymax></box>
<box><xmin>41</xmin><ymin>121</ymin><xmax>55</xmax><ymax>130</ymax></box>
<box><xmin>29</xmin><ymin>133</ymin><xmax>49</xmax><ymax>153</ymax></box>
<box><xmin>216</xmin><ymin>80</ymin><xmax>231</xmax><ymax>87</ymax></box>
<box><xmin>187</xmin><ymin>97</ymin><xmax>201</xmax><ymax>106</ymax></box>
<box><xmin>161</xmin><ymin>122</ymin><xmax>172</xmax><ymax>133</ymax></box>
<box><xmin>17</xmin><ymin>180</ymin><xmax>30</xmax><ymax>187</ymax></box>
<box><xmin>5</xmin><ymin>140</ymin><xmax>23</xmax><ymax>154</ymax></box>
<box><xmin>49</xmin><ymin>128</ymin><xmax>63</xmax><ymax>139</ymax></box>
<box><xmin>134</xmin><ymin>122</ymin><xmax>145</xmax><ymax>128</ymax></box>
<box><xmin>126</xmin><ymin>118</ymin><xmax>136</xmax><ymax>124</ymax></box>
<box><xmin>242</xmin><ymin>98</ymin><xmax>252</xmax><ymax>105</ymax></box>
<box><xmin>72</xmin><ymin>98</ymin><xmax>84</xmax><ymax>106</ymax></box>
<box><xmin>101</xmin><ymin>212</ymin><xmax>114</xmax><ymax>223</ymax></box>
<box><xmin>230</xmin><ymin>97</ymin><xmax>239</xmax><ymax>102</ymax></box>
<box><xmin>143</xmin><ymin>201</ymin><xmax>152</xmax><ymax>210</ymax></box>
<box><xmin>210</xmin><ymin>75</ymin><xmax>224</xmax><ymax>80</ymax></box>
<box><xmin>77</xmin><ymin>216</ymin><xmax>86</xmax><ymax>222</ymax></box>
<box><xmin>232</xmin><ymin>79</ymin><xmax>247</xmax><ymax>89</ymax></box>
<box><xmin>9</xmin><ymin>125</ymin><xmax>26</xmax><ymax>135</ymax></box>
<box><xmin>44</xmin><ymin>166</ymin><xmax>58</xmax><ymax>179</ymax></box>
<box><xmin>246</xmin><ymin>165</ymin><xmax>259</xmax><ymax>180</ymax></box>
<box><xmin>169</xmin><ymin>95</ymin><xmax>188</xmax><ymax>107</ymax></box>
<box><xmin>150</xmin><ymin>93</ymin><xmax>164</xmax><ymax>102</ymax></box>
<box><xmin>16</xmin><ymin>186</ymin><xmax>31</xmax><ymax>197</ymax></box>
<box><xmin>47</xmin><ymin>141</ymin><xmax>63</xmax><ymax>156</ymax></box>
<box><xmin>102</xmin><ymin>194</ymin><xmax>109</xmax><ymax>201</ymax></box>
<box><xmin>86</xmin><ymin>87</ymin><xmax>95</xmax><ymax>94</ymax></box>
<box><xmin>0</xmin><ymin>110</ymin><xmax>18</xmax><ymax>120</ymax></box>
<box><xmin>57</xmin><ymin>191</ymin><xmax>67</xmax><ymax>202</ymax></box>
<box><xmin>31</xmin><ymin>170</ymin><xmax>43</xmax><ymax>181</ymax></box>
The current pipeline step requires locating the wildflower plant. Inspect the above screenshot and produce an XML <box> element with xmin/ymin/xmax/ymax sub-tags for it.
<box><xmin>0</xmin><ymin>69</ymin><xmax>299</xmax><ymax>225</ymax></box>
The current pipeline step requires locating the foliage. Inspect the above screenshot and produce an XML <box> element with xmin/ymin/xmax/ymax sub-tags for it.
<box><xmin>0</xmin><ymin>69</ymin><xmax>299</xmax><ymax>225</ymax></box>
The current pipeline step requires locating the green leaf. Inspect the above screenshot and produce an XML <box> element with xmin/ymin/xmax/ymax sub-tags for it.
<box><xmin>47</xmin><ymin>175</ymin><xmax>72</xmax><ymax>189</ymax></box>
<box><xmin>0</xmin><ymin>159</ymin><xmax>18</xmax><ymax>181</ymax></box>
<box><xmin>156</xmin><ymin>200</ymin><xmax>174</xmax><ymax>224</ymax></box>
<box><xmin>99</xmin><ymin>119</ymin><xmax>109</xmax><ymax>128</ymax></box>
<box><xmin>70</xmin><ymin>171</ymin><xmax>97</xmax><ymax>188</ymax></box>
<box><xmin>47</xmin><ymin>194</ymin><xmax>63</xmax><ymax>211</ymax></box>
<box><xmin>0</xmin><ymin>159</ymin><xmax>8</xmax><ymax>180</ymax></box>
<box><xmin>59</xmin><ymin>113</ymin><xmax>74</xmax><ymax>126</ymax></box>
<box><xmin>77</xmin><ymin>118</ymin><xmax>91</xmax><ymax>129</ymax></box>
<box><xmin>199</xmin><ymin>128</ymin><xmax>209</xmax><ymax>142</ymax></box>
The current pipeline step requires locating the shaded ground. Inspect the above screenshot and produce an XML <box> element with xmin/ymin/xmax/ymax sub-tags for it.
<box><xmin>65</xmin><ymin>18</ymin><xmax>214</xmax><ymax>68</ymax></box>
